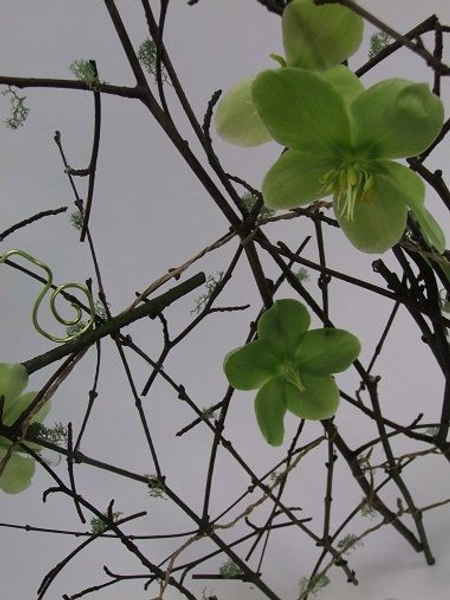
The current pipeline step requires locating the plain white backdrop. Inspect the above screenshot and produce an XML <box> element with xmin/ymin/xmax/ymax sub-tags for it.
<box><xmin>1</xmin><ymin>2</ymin><xmax>450</xmax><ymax>599</ymax></box>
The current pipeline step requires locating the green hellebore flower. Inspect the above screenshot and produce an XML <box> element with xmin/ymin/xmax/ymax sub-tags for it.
<box><xmin>251</xmin><ymin>68</ymin><xmax>445</xmax><ymax>254</ymax></box>
<box><xmin>215</xmin><ymin>0</ymin><xmax>363</xmax><ymax>147</ymax></box>
<box><xmin>224</xmin><ymin>299</ymin><xmax>361</xmax><ymax>446</ymax></box>
<box><xmin>0</xmin><ymin>363</ymin><xmax>50</xmax><ymax>494</ymax></box>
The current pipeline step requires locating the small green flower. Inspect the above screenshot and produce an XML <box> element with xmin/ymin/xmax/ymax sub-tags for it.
<box><xmin>0</xmin><ymin>363</ymin><xmax>50</xmax><ymax>494</ymax></box>
<box><xmin>224</xmin><ymin>300</ymin><xmax>360</xmax><ymax>445</ymax></box>
<box><xmin>215</xmin><ymin>0</ymin><xmax>363</xmax><ymax>147</ymax></box>
<box><xmin>252</xmin><ymin>68</ymin><xmax>445</xmax><ymax>253</ymax></box>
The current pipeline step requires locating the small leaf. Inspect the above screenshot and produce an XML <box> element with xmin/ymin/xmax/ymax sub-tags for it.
<box><xmin>215</xmin><ymin>77</ymin><xmax>272</xmax><ymax>147</ymax></box>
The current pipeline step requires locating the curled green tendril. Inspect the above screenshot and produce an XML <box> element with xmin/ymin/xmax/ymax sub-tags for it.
<box><xmin>0</xmin><ymin>249</ymin><xmax>95</xmax><ymax>343</ymax></box>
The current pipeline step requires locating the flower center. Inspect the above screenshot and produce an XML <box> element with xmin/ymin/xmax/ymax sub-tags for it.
<box><xmin>320</xmin><ymin>162</ymin><xmax>375</xmax><ymax>221</ymax></box>
<box><xmin>283</xmin><ymin>365</ymin><xmax>305</xmax><ymax>393</ymax></box>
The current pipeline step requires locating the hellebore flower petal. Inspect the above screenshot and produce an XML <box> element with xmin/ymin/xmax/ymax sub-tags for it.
<box><xmin>404</xmin><ymin>184</ymin><xmax>446</xmax><ymax>253</ymax></box>
<box><xmin>254</xmin><ymin>378</ymin><xmax>289</xmax><ymax>446</ymax></box>
<box><xmin>334</xmin><ymin>161</ymin><xmax>414</xmax><ymax>253</ymax></box>
<box><xmin>321</xmin><ymin>65</ymin><xmax>365</xmax><ymax>106</ymax></box>
<box><xmin>0</xmin><ymin>363</ymin><xmax>52</xmax><ymax>494</ymax></box>
<box><xmin>224</xmin><ymin>340</ymin><xmax>280</xmax><ymax>391</ymax></box>
<box><xmin>257</xmin><ymin>299</ymin><xmax>310</xmax><ymax>358</ymax></box>
<box><xmin>411</xmin><ymin>206</ymin><xmax>446</xmax><ymax>253</ymax></box>
<box><xmin>286</xmin><ymin>372</ymin><xmax>340</xmax><ymax>421</ymax></box>
<box><xmin>3</xmin><ymin>391</ymin><xmax>39</xmax><ymax>425</ymax></box>
<box><xmin>262</xmin><ymin>149</ymin><xmax>336</xmax><ymax>209</ymax></box>
<box><xmin>33</xmin><ymin>397</ymin><xmax>52</xmax><ymax>424</ymax></box>
<box><xmin>252</xmin><ymin>68</ymin><xmax>352</xmax><ymax>154</ymax></box>
<box><xmin>0</xmin><ymin>363</ymin><xmax>28</xmax><ymax>405</ymax></box>
<box><xmin>352</xmin><ymin>79</ymin><xmax>444</xmax><ymax>159</ymax></box>
<box><xmin>282</xmin><ymin>0</ymin><xmax>363</xmax><ymax>71</ymax></box>
<box><xmin>295</xmin><ymin>328</ymin><xmax>361</xmax><ymax>375</ymax></box>
<box><xmin>0</xmin><ymin>449</ymin><xmax>36</xmax><ymax>494</ymax></box>
<box><xmin>215</xmin><ymin>77</ymin><xmax>272</xmax><ymax>147</ymax></box>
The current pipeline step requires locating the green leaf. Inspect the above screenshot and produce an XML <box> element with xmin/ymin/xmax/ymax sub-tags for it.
<box><xmin>0</xmin><ymin>450</ymin><xmax>35</xmax><ymax>494</ymax></box>
<box><xmin>334</xmin><ymin>160</ymin><xmax>413</xmax><ymax>253</ymax></box>
<box><xmin>215</xmin><ymin>77</ymin><xmax>272</xmax><ymax>147</ymax></box>
<box><xmin>352</xmin><ymin>79</ymin><xmax>444</xmax><ymax>159</ymax></box>
<box><xmin>262</xmin><ymin>149</ymin><xmax>335</xmax><ymax>209</ymax></box>
<box><xmin>252</xmin><ymin>68</ymin><xmax>351</xmax><ymax>154</ymax></box>
<box><xmin>286</xmin><ymin>372</ymin><xmax>340</xmax><ymax>420</ymax></box>
<box><xmin>295</xmin><ymin>328</ymin><xmax>361</xmax><ymax>375</ymax></box>
<box><xmin>254</xmin><ymin>378</ymin><xmax>288</xmax><ymax>446</ymax></box>
<box><xmin>0</xmin><ymin>363</ymin><xmax>28</xmax><ymax>405</ymax></box>
<box><xmin>257</xmin><ymin>299</ymin><xmax>310</xmax><ymax>358</ymax></box>
<box><xmin>282</xmin><ymin>0</ymin><xmax>363</xmax><ymax>71</ymax></box>
<box><xmin>224</xmin><ymin>340</ymin><xmax>280</xmax><ymax>390</ymax></box>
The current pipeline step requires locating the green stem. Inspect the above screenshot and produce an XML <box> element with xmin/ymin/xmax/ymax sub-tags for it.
<box><xmin>23</xmin><ymin>272</ymin><xmax>205</xmax><ymax>375</ymax></box>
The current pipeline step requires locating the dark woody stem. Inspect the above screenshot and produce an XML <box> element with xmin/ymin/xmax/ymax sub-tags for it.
<box><xmin>23</xmin><ymin>272</ymin><xmax>205</xmax><ymax>375</ymax></box>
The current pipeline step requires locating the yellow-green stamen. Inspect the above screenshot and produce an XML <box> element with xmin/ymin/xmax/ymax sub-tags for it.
<box><xmin>320</xmin><ymin>162</ymin><xmax>375</xmax><ymax>221</ymax></box>
<box><xmin>284</xmin><ymin>365</ymin><xmax>305</xmax><ymax>392</ymax></box>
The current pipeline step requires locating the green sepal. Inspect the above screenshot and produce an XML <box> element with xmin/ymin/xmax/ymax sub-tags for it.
<box><xmin>286</xmin><ymin>371</ymin><xmax>340</xmax><ymax>421</ymax></box>
<box><xmin>411</xmin><ymin>206</ymin><xmax>446</xmax><ymax>254</ymax></box>
<box><xmin>262</xmin><ymin>149</ymin><xmax>335</xmax><ymax>209</ymax></box>
<box><xmin>295</xmin><ymin>328</ymin><xmax>361</xmax><ymax>375</ymax></box>
<box><xmin>252</xmin><ymin>68</ymin><xmax>351</xmax><ymax>154</ymax></box>
<box><xmin>257</xmin><ymin>299</ymin><xmax>310</xmax><ymax>358</ymax></box>
<box><xmin>0</xmin><ymin>449</ymin><xmax>36</xmax><ymax>494</ymax></box>
<box><xmin>334</xmin><ymin>160</ymin><xmax>415</xmax><ymax>253</ymax></box>
<box><xmin>2</xmin><ymin>391</ymin><xmax>38</xmax><ymax>426</ymax></box>
<box><xmin>282</xmin><ymin>0</ymin><xmax>363</xmax><ymax>71</ymax></box>
<box><xmin>215</xmin><ymin>77</ymin><xmax>272</xmax><ymax>147</ymax></box>
<box><xmin>404</xmin><ymin>182</ymin><xmax>446</xmax><ymax>253</ymax></box>
<box><xmin>0</xmin><ymin>363</ymin><xmax>28</xmax><ymax>405</ymax></box>
<box><xmin>254</xmin><ymin>378</ymin><xmax>288</xmax><ymax>446</ymax></box>
<box><xmin>0</xmin><ymin>363</ymin><xmax>51</xmax><ymax>494</ymax></box>
<box><xmin>352</xmin><ymin>79</ymin><xmax>444</xmax><ymax>159</ymax></box>
<box><xmin>224</xmin><ymin>340</ymin><xmax>280</xmax><ymax>391</ymax></box>
<box><xmin>321</xmin><ymin>65</ymin><xmax>364</xmax><ymax>106</ymax></box>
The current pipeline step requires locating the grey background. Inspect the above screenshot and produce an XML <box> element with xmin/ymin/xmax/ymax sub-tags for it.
<box><xmin>1</xmin><ymin>2</ymin><xmax>450</xmax><ymax>599</ymax></box>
